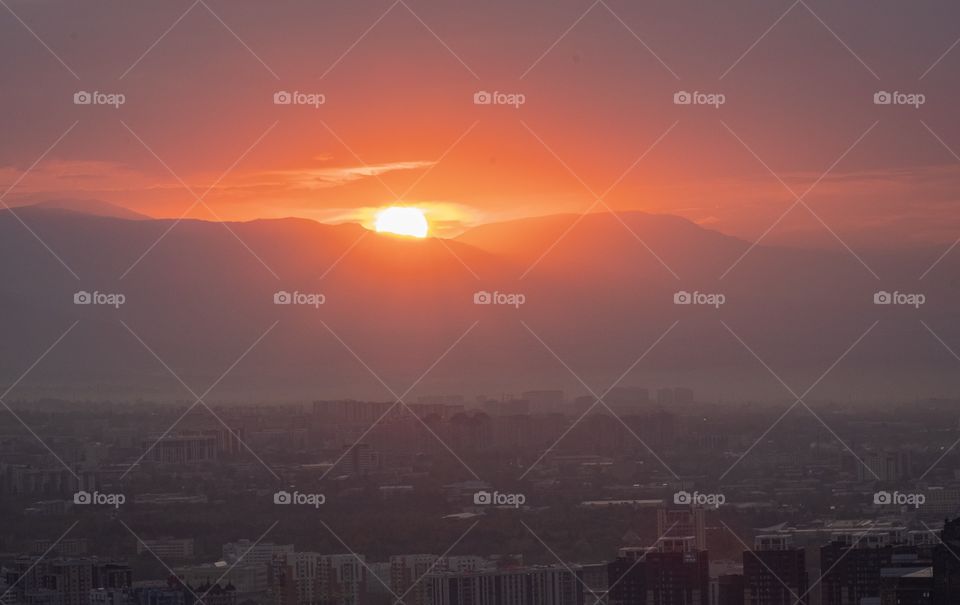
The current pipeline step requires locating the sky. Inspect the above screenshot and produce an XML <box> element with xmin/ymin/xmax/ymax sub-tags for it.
<box><xmin>2</xmin><ymin>0</ymin><xmax>960</xmax><ymax>245</ymax></box>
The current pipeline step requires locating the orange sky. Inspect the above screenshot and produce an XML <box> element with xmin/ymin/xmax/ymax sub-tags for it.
<box><xmin>3</xmin><ymin>0</ymin><xmax>960</xmax><ymax>246</ymax></box>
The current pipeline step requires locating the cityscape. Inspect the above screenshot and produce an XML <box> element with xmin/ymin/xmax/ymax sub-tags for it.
<box><xmin>4</xmin><ymin>392</ymin><xmax>960</xmax><ymax>603</ymax></box>
<box><xmin>4</xmin><ymin>0</ymin><xmax>960</xmax><ymax>604</ymax></box>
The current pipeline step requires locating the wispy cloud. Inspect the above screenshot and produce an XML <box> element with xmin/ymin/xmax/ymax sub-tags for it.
<box><xmin>223</xmin><ymin>160</ymin><xmax>437</xmax><ymax>192</ymax></box>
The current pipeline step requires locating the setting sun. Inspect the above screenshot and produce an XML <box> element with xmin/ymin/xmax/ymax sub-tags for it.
<box><xmin>374</xmin><ymin>206</ymin><xmax>429</xmax><ymax>238</ymax></box>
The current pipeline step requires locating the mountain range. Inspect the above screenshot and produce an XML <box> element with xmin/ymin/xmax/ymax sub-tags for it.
<box><xmin>1</xmin><ymin>201</ymin><xmax>958</xmax><ymax>403</ymax></box>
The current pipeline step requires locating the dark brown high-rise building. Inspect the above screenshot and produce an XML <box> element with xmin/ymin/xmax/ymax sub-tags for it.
<box><xmin>743</xmin><ymin>535</ymin><xmax>807</xmax><ymax>605</ymax></box>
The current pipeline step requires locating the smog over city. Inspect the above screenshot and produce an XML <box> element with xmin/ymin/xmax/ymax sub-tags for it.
<box><xmin>3</xmin><ymin>2</ymin><xmax>960</xmax><ymax>604</ymax></box>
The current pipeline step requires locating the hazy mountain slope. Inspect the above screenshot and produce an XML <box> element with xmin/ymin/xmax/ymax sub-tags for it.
<box><xmin>0</xmin><ymin>207</ymin><xmax>957</xmax><ymax>402</ymax></box>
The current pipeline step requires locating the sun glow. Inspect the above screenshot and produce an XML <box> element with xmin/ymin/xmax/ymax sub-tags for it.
<box><xmin>374</xmin><ymin>206</ymin><xmax>429</xmax><ymax>238</ymax></box>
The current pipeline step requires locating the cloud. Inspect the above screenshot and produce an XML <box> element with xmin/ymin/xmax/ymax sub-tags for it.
<box><xmin>224</xmin><ymin>160</ymin><xmax>437</xmax><ymax>192</ymax></box>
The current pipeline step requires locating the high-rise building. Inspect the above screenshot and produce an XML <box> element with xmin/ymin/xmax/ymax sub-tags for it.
<box><xmin>743</xmin><ymin>535</ymin><xmax>807</xmax><ymax>605</ymax></box>
<box><xmin>5</xmin><ymin>557</ymin><xmax>131</xmax><ymax>605</ymax></box>
<box><xmin>820</xmin><ymin>533</ymin><xmax>903</xmax><ymax>605</ymax></box>
<box><xmin>391</xmin><ymin>555</ymin><xmax>438</xmax><ymax>605</ymax></box>
<box><xmin>712</xmin><ymin>575</ymin><xmax>744</xmax><ymax>605</ymax></box>
<box><xmin>134</xmin><ymin>538</ymin><xmax>194</xmax><ymax>560</ymax></box>
<box><xmin>610</xmin><ymin>538</ymin><xmax>709</xmax><ymax>605</ymax></box>
<box><xmin>879</xmin><ymin>566</ymin><xmax>932</xmax><ymax>605</ymax></box>
<box><xmin>932</xmin><ymin>518</ymin><xmax>960</xmax><ymax>604</ymax></box>
<box><xmin>858</xmin><ymin>450</ymin><xmax>911</xmax><ymax>482</ymax></box>
<box><xmin>658</xmin><ymin>505</ymin><xmax>707</xmax><ymax>551</ymax></box>
<box><xmin>423</xmin><ymin>565</ymin><xmax>583</xmax><ymax>605</ymax></box>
